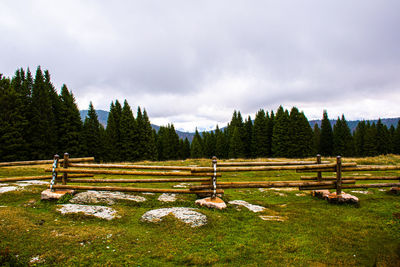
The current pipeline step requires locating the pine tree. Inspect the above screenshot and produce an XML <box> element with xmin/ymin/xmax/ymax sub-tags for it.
<box><xmin>182</xmin><ymin>138</ymin><xmax>191</xmax><ymax>159</ymax></box>
<box><xmin>288</xmin><ymin>107</ymin><xmax>313</xmax><ymax>158</ymax></box>
<box><xmin>58</xmin><ymin>85</ymin><xmax>83</xmax><ymax>157</ymax></box>
<box><xmin>319</xmin><ymin>110</ymin><xmax>334</xmax><ymax>156</ymax></box>
<box><xmin>215</xmin><ymin>125</ymin><xmax>228</xmax><ymax>159</ymax></box>
<box><xmin>82</xmin><ymin>102</ymin><xmax>103</xmax><ymax>161</ymax></box>
<box><xmin>393</xmin><ymin>121</ymin><xmax>400</xmax><ymax>154</ymax></box>
<box><xmin>266</xmin><ymin>111</ymin><xmax>274</xmax><ymax>156</ymax></box>
<box><xmin>252</xmin><ymin>109</ymin><xmax>268</xmax><ymax>157</ymax></box>
<box><xmin>376</xmin><ymin>119</ymin><xmax>389</xmax><ymax>155</ymax></box>
<box><xmin>141</xmin><ymin>109</ymin><xmax>158</xmax><ymax>160</ymax></box>
<box><xmin>30</xmin><ymin>66</ymin><xmax>56</xmax><ymax>159</ymax></box>
<box><xmin>191</xmin><ymin>129</ymin><xmax>203</xmax><ymax>158</ymax></box>
<box><xmin>105</xmin><ymin>101</ymin><xmax>123</xmax><ymax>161</ymax></box>
<box><xmin>271</xmin><ymin>106</ymin><xmax>291</xmax><ymax>157</ymax></box>
<box><xmin>333</xmin><ymin>115</ymin><xmax>354</xmax><ymax>156</ymax></box>
<box><xmin>120</xmin><ymin>100</ymin><xmax>138</xmax><ymax>161</ymax></box>
<box><xmin>354</xmin><ymin>121</ymin><xmax>366</xmax><ymax>156</ymax></box>
<box><xmin>363</xmin><ymin>122</ymin><xmax>377</xmax><ymax>156</ymax></box>
<box><xmin>243</xmin><ymin>116</ymin><xmax>253</xmax><ymax>158</ymax></box>
<box><xmin>313</xmin><ymin>124</ymin><xmax>321</xmax><ymax>155</ymax></box>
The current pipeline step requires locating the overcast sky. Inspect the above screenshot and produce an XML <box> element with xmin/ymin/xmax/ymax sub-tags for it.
<box><xmin>1</xmin><ymin>1</ymin><xmax>399</xmax><ymax>132</ymax></box>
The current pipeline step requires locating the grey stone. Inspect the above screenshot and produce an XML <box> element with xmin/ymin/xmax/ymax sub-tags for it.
<box><xmin>70</xmin><ymin>190</ymin><xmax>146</xmax><ymax>205</ymax></box>
<box><xmin>228</xmin><ymin>200</ymin><xmax>265</xmax><ymax>212</ymax></box>
<box><xmin>0</xmin><ymin>186</ymin><xmax>18</xmax><ymax>194</ymax></box>
<box><xmin>141</xmin><ymin>207</ymin><xmax>207</xmax><ymax>227</ymax></box>
<box><xmin>57</xmin><ymin>204</ymin><xmax>118</xmax><ymax>220</ymax></box>
<box><xmin>157</xmin><ymin>193</ymin><xmax>177</xmax><ymax>202</ymax></box>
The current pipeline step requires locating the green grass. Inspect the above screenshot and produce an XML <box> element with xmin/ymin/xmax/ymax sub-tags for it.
<box><xmin>0</xmin><ymin>156</ymin><xmax>399</xmax><ymax>266</ymax></box>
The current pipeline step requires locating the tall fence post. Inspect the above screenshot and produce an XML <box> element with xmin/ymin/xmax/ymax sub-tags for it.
<box><xmin>62</xmin><ymin>153</ymin><xmax>69</xmax><ymax>185</ymax></box>
<box><xmin>211</xmin><ymin>156</ymin><xmax>217</xmax><ymax>199</ymax></box>
<box><xmin>50</xmin><ymin>154</ymin><xmax>59</xmax><ymax>192</ymax></box>
<box><xmin>316</xmin><ymin>154</ymin><xmax>322</xmax><ymax>181</ymax></box>
<box><xmin>336</xmin><ymin>156</ymin><xmax>342</xmax><ymax>196</ymax></box>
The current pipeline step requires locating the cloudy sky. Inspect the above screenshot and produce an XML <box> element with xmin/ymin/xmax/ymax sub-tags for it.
<box><xmin>1</xmin><ymin>1</ymin><xmax>399</xmax><ymax>132</ymax></box>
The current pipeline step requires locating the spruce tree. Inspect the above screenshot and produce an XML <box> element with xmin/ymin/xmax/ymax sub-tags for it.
<box><xmin>252</xmin><ymin>109</ymin><xmax>268</xmax><ymax>157</ymax></box>
<box><xmin>82</xmin><ymin>102</ymin><xmax>103</xmax><ymax>161</ymax></box>
<box><xmin>120</xmin><ymin>100</ymin><xmax>138</xmax><ymax>161</ymax></box>
<box><xmin>30</xmin><ymin>66</ymin><xmax>55</xmax><ymax>159</ymax></box>
<box><xmin>191</xmin><ymin>129</ymin><xmax>203</xmax><ymax>158</ymax></box>
<box><xmin>271</xmin><ymin>106</ymin><xmax>291</xmax><ymax>157</ymax></box>
<box><xmin>393</xmin><ymin>121</ymin><xmax>400</xmax><ymax>154</ymax></box>
<box><xmin>141</xmin><ymin>109</ymin><xmax>158</xmax><ymax>160</ymax></box>
<box><xmin>215</xmin><ymin>125</ymin><xmax>228</xmax><ymax>159</ymax></box>
<box><xmin>354</xmin><ymin>121</ymin><xmax>366</xmax><ymax>156</ymax></box>
<box><xmin>243</xmin><ymin>116</ymin><xmax>253</xmax><ymax>158</ymax></box>
<box><xmin>183</xmin><ymin>138</ymin><xmax>191</xmax><ymax>159</ymax></box>
<box><xmin>58</xmin><ymin>85</ymin><xmax>83</xmax><ymax>157</ymax></box>
<box><xmin>288</xmin><ymin>107</ymin><xmax>313</xmax><ymax>158</ymax></box>
<box><xmin>333</xmin><ymin>115</ymin><xmax>354</xmax><ymax>156</ymax></box>
<box><xmin>319</xmin><ymin>110</ymin><xmax>334</xmax><ymax>156</ymax></box>
<box><xmin>313</xmin><ymin>124</ymin><xmax>321</xmax><ymax>155</ymax></box>
<box><xmin>376</xmin><ymin>119</ymin><xmax>389</xmax><ymax>155</ymax></box>
<box><xmin>363</xmin><ymin>122</ymin><xmax>377</xmax><ymax>156</ymax></box>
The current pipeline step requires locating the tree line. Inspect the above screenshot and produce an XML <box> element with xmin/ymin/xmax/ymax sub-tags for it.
<box><xmin>1</xmin><ymin>67</ymin><xmax>400</xmax><ymax>162</ymax></box>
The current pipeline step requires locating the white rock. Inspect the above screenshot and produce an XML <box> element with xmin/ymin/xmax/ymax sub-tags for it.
<box><xmin>57</xmin><ymin>204</ymin><xmax>118</xmax><ymax>220</ymax></box>
<box><xmin>0</xmin><ymin>186</ymin><xmax>18</xmax><ymax>193</ymax></box>
<box><xmin>173</xmin><ymin>183</ymin><xmax>189</xmax><ymax>188</ymax></box>
<box><xmin>141</xmin><ymin>207</ymin><xmax>207</xmax><ymax>227</ymax></box>
<box><xmin>158</xmin><ymin>193</ymin><xmax>176</xmax><ymax>202</ymax></box>
<box><xmin>70</xmin><ymin>191</ymin><xmax>146</xmax><ymax>205</ymax></box>
<box><xmin>0</xmin><ymin>183</ymin><xmax>8</xmax><ymax>186</ymax></box>
<box><xmin>228</xmin><ymin>200</ymin><xmax>265</xmax><ymax>213</ymax></box>
<box><xmin>142</xmin><ymin>192</ymin><xmax>155</xmax><ymax>195</ymax></box>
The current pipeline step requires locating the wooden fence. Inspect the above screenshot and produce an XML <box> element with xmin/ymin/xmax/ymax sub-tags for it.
<box><xmin>2</xmin><ymin>153</ymin><xmax>399</xmax><ymax>199</ymax></box>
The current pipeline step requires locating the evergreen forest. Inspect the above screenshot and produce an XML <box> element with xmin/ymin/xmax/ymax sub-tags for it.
<box><xmin>1</xmin><ymin>67</ymin><xmax>400</xmax><ymax>162</ymax></box>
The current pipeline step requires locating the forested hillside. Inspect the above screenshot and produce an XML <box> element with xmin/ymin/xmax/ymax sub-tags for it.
<box><xmin>1</xmin><ymin>67</ymin><xmax>400</xmax><ymax>162</ymax></box>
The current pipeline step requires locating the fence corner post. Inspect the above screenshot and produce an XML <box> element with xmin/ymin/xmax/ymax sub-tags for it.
<box><xmin>336</xmin><ymin>156</ymin><xmax>342</xmax><ymax>197</ymax></box>
<box><xmin>62</xmin><ymin>153</ymin><xmax>69</xmax><ymax>185</ymax></box>
<box><xmin>316</xmin><ymin>154</ymin><xmax>322</xmax><ymax>181</ymax></box>
<box><xmin>211</xmin><ymin>156</ymin><xmax>218</xmax><ymax>199</ymax></box>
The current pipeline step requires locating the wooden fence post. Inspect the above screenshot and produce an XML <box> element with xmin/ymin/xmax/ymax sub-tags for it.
<box><xmin>50</xmin><ymin>154</ymin><xmax>60</xmax><ymax>191</ymax></box>
<box><xmin>211</xmin><ymin>156</ymin><xmax>217</xmax><ymax>199</ymax></box>
<box><xmin>62</xmin><ymin>153</ymin><xmax>69</xmax><ymax>185</ymax></box>
<box><xmin>317</xmin><ymin>154</ymin><xmax>322</xmax><ymax>181</ymax></box>
<box><xmin>336</xmin><ymin>156</ymin><xmax>342</xmax><ymax>196</ymax></box>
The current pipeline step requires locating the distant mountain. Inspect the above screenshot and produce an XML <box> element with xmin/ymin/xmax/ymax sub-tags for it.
<box><xmin>80</xmin><ymin>110</ymin><xmax>399</xmax><ymax>141</ymax></box>
<box><xmin>309</xmin><ymin>118</ymin><xmax>400</xmax><ymax>132</ymax></box>
<box><xmin>80</xmin><ymin>110</ymin><xmax>196</xmax><ymax>141</ymax></box>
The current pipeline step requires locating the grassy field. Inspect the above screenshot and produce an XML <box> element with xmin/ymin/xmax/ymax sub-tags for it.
<box><xmin>0</xmin><ymin>155</ymin><xmax>399</xmax><ymax>266</ymax></box>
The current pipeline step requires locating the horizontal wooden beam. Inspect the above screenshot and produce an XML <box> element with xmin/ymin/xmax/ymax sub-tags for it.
<box><xmin>217</xmin><ymin>161</ymin><xmax>330</xmax><ymax>167</ymax></box>
<box><xmin>67</xmin><ymin>177</ymin><xmax>210</xmax><ymax>183</ymax></box>
<box><xmin>45</xmin><ymin>168</ymin><xmax>220</xmax><ymax>177</ymax></box>
<box><xmin>68</xmin><ymin>163</ymin><xmax>192</xmax><ymax>171</ymax></box>
<box><xmin>190</xmin><ymin>180</ymin><xmax>356</xmax><ymax>190</ymax></box>
<box><xmin>342</xmin><ymin>165</ymin><xmax>400</xmax><ymax>172</ymax></box>
<box><xmin>341</xmin><ymin>183</ymin><xmax>400</xmax><ymax>189</ymax></box>
<box><xmin>0</xmin><ymin>174</ymin><xmax>93</xmax><ymax>182</ymax></box>
<box><xmin>0</xmin><ymin>157</ymin><xmax>94</xmax><ymax>167</ymax></box>
<box><xmin>191</xmin><ymin>162</ymin><xmax>357</xmax><ymax>173</ymax></box>
<box><xmin>50</xmin><ymin>184</ymin><xmax>224</xmax><ymax>194</ymax></box>
<box><xmin>301</xmin><ymin>176</ymin><xmax>400</xmax><ymax>181</ymax></box>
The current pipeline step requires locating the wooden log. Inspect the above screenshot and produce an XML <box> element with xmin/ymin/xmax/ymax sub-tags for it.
<box><xmin>217</xmin><ymin>160</ymin><xmax>330</xmax><ymax>167</ymax></box>
<box><xmin>67</xmin><ymin>177</ymin><xmax>211</xmax><ymax>183</ymax></box>
<box><xmin>189</xmin><ymin>180</ymin><xmax>356</xmax><ymax>190</ymax></box>
<box><xmin>336</xmin><ymin>156</ymin><xmax>342</xmax><ymax>195</ymax></box>
<box><xmin>68</xmin><ymin>163</ymin><xmax>193</xmax><ymax>171</ymax></box>
<box><xmin>317</xmin><ymin>154</ymin><xmax>322</xmax><ymax>181</ymax></box>
<box><xmin>0</xmin><ymin>174</ymin><xmax>93</xmax><ymax>182</ymax></box>
<box><xmin>50</xmin><ymin>184</ymin><xmax>224</xmax><ymax>194</ymax></box>
<box><xmin>45</xmin><ymin>168</ymin><xmax>221</xmax><ymax>177</ymax></box>
<box><xmin>341</xmin><ymin>183</ymin><xmax>400</xmax><ymax>189</ymax></box>
<box><xmin>342</xmin><ymin>165</ymin><xmax>400</xmax><ymax>172</ymax></box>
<box><xmin>0</xmin><ymin>157</ymin><xmax>94</xmax><ymax>167</ymax></box>
<box><xmin>62</xmin><ymin>153</ymin><xmax>69</xmax><ymax>185</ymax></box>
<box><xmin>191</xmin><ymin>162</ymin><xmax>357</xmax><ymax>173</ymax></box>
<box><xmin>301</xmin><ymin>176</ymin><xmax>400</xmax><ymax>181</ymax></box>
